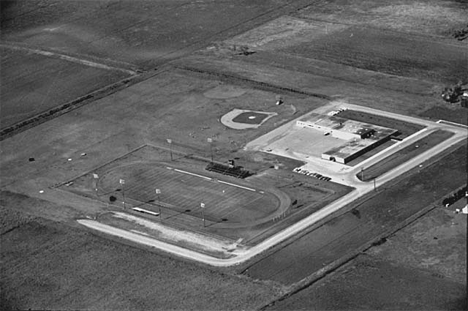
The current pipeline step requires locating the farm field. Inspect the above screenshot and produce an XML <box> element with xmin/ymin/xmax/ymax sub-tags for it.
<box><xmin>264</xmin><ymin>252</ymin><xmax>466</xmax><ymax>310</ymax></box>
<box><xmin>0</xmin><ymin>45</ymin><xmax>132</xmax><ymax>129</ymax></box>
<box><xmin>0</xmin><ymin>207</ymin><xmax>280</xmax><ymax>311</ymax></box>
<box><xmin>1</xmin><ymin>0</ymin><xmax>467</xmax><ymax>310</ymax></box>
<box><xmin>264</xmin><ymin>200</ymin><xmax>467</xmax><ymax>310</ymax></box>
<box><xmin>279</xmin><ymin>26</ymin><xmax>467</xmax><ymax>84</ymax></box>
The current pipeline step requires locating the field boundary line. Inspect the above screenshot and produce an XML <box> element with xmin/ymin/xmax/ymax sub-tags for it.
<box><xmin>293</xmin><ymin>15</ymin><xmax>468</xmax><ymax>47</ymax></box>
<box><xmin>173</xmin><ymin>168</ymin><xmax>212</xmax><ymax>180</ymax></box>
<box><xmin>0</xmin><ymin>42</ymin><xmax>139</xmax><ymax>75</ymax></box>
<box><xmin>176</xmin><ymin>65</ymin><xmax>331</xmax><ymax>100</ymax></box>
<box><xmin>0</xmin><ymin>66</ymin><xmax>170</xmax><ymax>141</ymax></box>
<box><xmin>437</xmin><ymin>119</ymin><xmax>468</xmax><ymax>128</ymax></box>
<box><xmin>218</xmin><ymin>180</ymin><xmax>256</xmax><ymax>192</ymax></box>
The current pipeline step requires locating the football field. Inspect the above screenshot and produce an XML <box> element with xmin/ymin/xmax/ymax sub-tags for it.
<box><xmin>98</xmin><ymin>163</ymin><xmax>280</xmax><ymax>224</ymax></box>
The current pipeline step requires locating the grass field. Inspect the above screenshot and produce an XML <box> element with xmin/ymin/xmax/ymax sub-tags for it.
<box><xmin>99</xmin><ymin>163</ymin><xmax>280</xmax><ymax>224</ymax></box>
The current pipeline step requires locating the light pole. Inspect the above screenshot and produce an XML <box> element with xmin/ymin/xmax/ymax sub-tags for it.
<box><xmin>156</xmin><ymin>188</ymin><xmax>162</xmax><ymax>221</ymax></box>
<box><xmin>93</xmin><ymin>173</ymin><xmax>99</xmax><ymax>194</ymax></box>
<box><xmin>167</xmin><ymin>138</ymin><xmax>173</xmax><ymax>161</ymax></box>
<box><xmin>207</xmin><ymin>138</ymin><xmax>213</xmax><ymax>163</ymax></box>
<box><xmin>119</xmin><ymin>178</ymin><xmax>125</xmax><ymax>208</ymax></box>
<box><xmin>200</xmin><ymin>202</ymin><xmax>205</xmax><ymax>227</ymax></box>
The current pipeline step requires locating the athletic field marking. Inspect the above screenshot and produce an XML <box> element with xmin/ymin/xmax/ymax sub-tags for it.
<box><xmin>218</xmin><ymin>180</ymin><xmax>256</xmax><ymax>192</ymax></box>
<box><xmin>436</xmin><ymin>120</ymin><xmax>468</xmax><ymax>128</ymax></box>
<box><xmin>1</xmin><ymin>43</ymin><xmax>137</xmax><ymax>75</ymax></box>
<box><xmin>174</xmin><ymin>169</ymin><xmax>212</xmax><ymax>180</ymax></box>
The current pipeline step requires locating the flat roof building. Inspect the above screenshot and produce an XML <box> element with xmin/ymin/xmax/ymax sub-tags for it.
<box><xmin>296</xmin><ymin>114</ymin><xmax>398</xmax><ymax>164</ymax></box>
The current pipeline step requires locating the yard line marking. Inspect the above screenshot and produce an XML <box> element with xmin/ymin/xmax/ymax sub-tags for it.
<box><xmin>0</xmin><ymin>43</ymin><xmax>138</xmax><ymax>75</ymax></box>
<box><xmin>217</xmin><ymin>180</ymin><xmax>256</xmax><ymax>192</ymax></box>
<box><xmin>174</xmin><ymin>169</ymin><xmax>212</xmax><ymax>180</ymax></box>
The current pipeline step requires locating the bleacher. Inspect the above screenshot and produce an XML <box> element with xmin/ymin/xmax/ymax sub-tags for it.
<box><xmin>205</xmin><ymin>163</ymin><xmax>253</xmax><ymax>179</ymax></box>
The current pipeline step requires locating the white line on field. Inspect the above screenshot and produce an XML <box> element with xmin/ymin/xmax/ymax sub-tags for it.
<box><xmin>174</xmin><ymin>169</ymin><xmax>212</xmax><ymax>180</ymax></box>
<box><xmin>169</xmin><ymin>167</ymin><xmax>257</xmax><ymax>191</ymax></box>
<box><xmin>218</xmin><ymin>180</ymin><xmax>256</xmax><ymax>192</ymax></box>
<box><xmin>1</xmin><ymin>43</ymin><xmax>137</xmax><ymax>75</ymax></box>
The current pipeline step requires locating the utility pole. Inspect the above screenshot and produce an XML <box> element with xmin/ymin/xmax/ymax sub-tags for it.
<box><xmin>167</xmin><ymin>138</ymin><xmax>173</xmax><ymax>161</ymax></box>
<box><xmin>207</xmin><ymin>138</ymin><xmax>213</xmax><ymax>163</ymax></box>
<box><xmin>201</xmin><ymin>202</ymin><xmax>205</xmax><ymax>227</ymax></box>
<box><xmin>120</xmin><ymin>179</ymin><xmax>125</xmax><ymax>208</ymax></box>
<box><xmin>93</xmin><ymin>173</ymin><xmax>99</xmax><ymax>194</ymax></box>
<box><xmin>156</xmin><ymin>188</ymin><xmax>161</xmax><ymax>221</ymax></box>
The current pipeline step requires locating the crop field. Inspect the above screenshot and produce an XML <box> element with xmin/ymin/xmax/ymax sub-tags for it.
<box><xmin>280</xmin><ymin>26</ymin><xmax>467</xmax><ymax>84</ymax></box>
<box><xmin>1</xmin><ymin>0</ymin><xmax>297</xmax><ymax>68</ymax></box>
<box><xmin>0</xmin><ymin>45</ymin><xmax>131</xmax><ymax>129</ymax></box>
<box><xmin>265</xmin><ymin>253</ymin><xmax>466</xmax><ymax>310</ymax></box>
<box><xmin>0</xmin><ymin>208</ymin><xmax>280</xmax><ymax>311</ymax></box>
<box><xmin>296</xmin><ymin>0</ymin><xmax>468</xmax><ymax>37</ymax></box>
